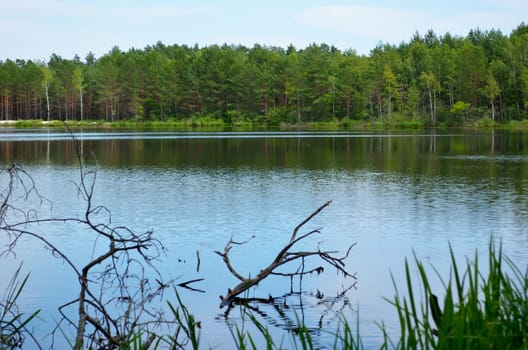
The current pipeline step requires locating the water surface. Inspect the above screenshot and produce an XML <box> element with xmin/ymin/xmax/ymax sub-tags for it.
<box><xmin>0</xmin><ymin>129</ymin><xmax>527</xmax><ymax>349</ymax></box>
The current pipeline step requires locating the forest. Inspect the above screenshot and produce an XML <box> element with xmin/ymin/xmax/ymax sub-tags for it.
<box><xmin>1</xmin><ymin>23</ymin><xmax>528</xmax><ymax>126</ymax></box>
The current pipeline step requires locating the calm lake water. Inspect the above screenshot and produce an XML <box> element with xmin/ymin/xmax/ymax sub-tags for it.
<box><xmin>1</xmin><ymin>129</ymin><xmax>527</xmax><ymax>349</ymax></box>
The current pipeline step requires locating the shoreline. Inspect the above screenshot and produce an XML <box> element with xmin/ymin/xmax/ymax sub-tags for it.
<box><xmin>1</xmin><ymin>118</ymin><xmax>528</xmax><ymax>130</ymax></box>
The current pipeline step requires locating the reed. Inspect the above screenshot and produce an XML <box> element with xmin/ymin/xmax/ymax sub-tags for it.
<box><xmin>4</xmin><ymin>239</ymin><xmax>526</xmax><ymax>349</ymax></box>
<box><xmin>384</xmin><ymin>239</ymin><xmax>528</xmax><ymax>349</ymax></box>
<box><xmin>0</xmin><ymin>264</ymin><xmax>40</xmax><ymax>349</ymax></box>
<box><xmin>166</xmin><ymin>289</ymin><xmax>201</xmax><ymax>350</ymax></box>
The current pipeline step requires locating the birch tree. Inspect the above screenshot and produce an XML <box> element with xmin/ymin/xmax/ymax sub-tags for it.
<box><xmin>420</xmin><ymin>71</ymin><xmax>441</xmax><ymax>124</ymax></box>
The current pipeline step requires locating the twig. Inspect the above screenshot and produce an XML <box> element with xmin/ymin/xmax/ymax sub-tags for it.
<box><xmin>0</xmin><ymin>130</ymin><xmax>178</xmax><ymax>350</ymax></box>
<box><xmin>217</xmin><ymin>200</ymin><xmax>355</xmax><ymax>307</ymax></box>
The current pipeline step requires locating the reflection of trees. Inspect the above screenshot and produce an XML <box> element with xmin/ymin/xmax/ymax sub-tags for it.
<box><xmin>3</xmin><ymin>131</ymin><xmax>528</xmax><ymax>175</ymax></box>
<box><xmin>0</xmin><ymin>137</ymin><xmax>202</xmax><ymax>349</ymax></box>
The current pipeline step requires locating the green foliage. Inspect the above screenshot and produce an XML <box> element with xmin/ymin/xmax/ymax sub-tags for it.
<box><xmin>12</xmin><ymin>119</ymin><xmax>41</xmax><ymax>128</ymax></box>
<box><xmin>384</xmin><ymin>240</ymin><xmax>528</xmax><ymax>349</ymax></box>
<box><xmin>1</xmin><ymin>24</ymin><xmax>528</xmax><ymax>125</ymax></box>
<box><xmin>0</xmin><ymin>264</ymin><xmax>40</xmax><ymax>350</ymax></box>
<box><xmin>474</xmin><ymin>117</ymin><xmax>495</xmax><ymax>128</ymax></box>
<box><xmin>449</xmin><ymin>101</ymin><xmax>471</xmax><ymax>124</ymax></box>
<box><xmin>230</xmin><ymin>310</ymin><xmax>280</xmax><ymax>350</ymax></box>
<box><xmin>166</xmin><ymin>289</ymin><xmax>201</xmax><ymax>350</ymax></box>
<box><xmin>3</xmin><ymin>241</ymin><xmax>526</xmax><ymax>349</ymax></box>
<box><xmin>505</xmin><ymin>119</ymin><xmax>528</xmax><ymax>128</ymax></box>
<box><xmin>340</xmin><ymin>116</ymin><xmax>353</xmax><ymax>129</ymax></box>
<box><xmin>332</xmin><ymin>317</ymin><xmax>363</xmax><ymax>350</ymax></box>
<box><xmin>450</xmin><ymin>101</ymin><xmax>471</xmax><ymax>114</ymax></box>
<box><xmin>227</xmin><ymin>304</ymin><xmax>366</xmax><ymax>350</ymax></box>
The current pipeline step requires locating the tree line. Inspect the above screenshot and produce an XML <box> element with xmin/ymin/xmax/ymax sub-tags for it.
<box><xmin>1</xmin><ymin>23</ymin><xmax>528</xmax><ymax>125</ymax></box>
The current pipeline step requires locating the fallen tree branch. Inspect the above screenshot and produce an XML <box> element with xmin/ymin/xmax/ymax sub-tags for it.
<box><xmin>1</xmin><ymin>127</ymin><xmax>188</xmax><ymax>349</ymax></box>
<box><xmin>216</xmin><ymin>200</ymin><xmax>355</xmax><ymax>307</ymax></box>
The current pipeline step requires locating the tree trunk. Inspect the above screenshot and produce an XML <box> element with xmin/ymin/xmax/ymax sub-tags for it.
<box><xmin>491</xmin><ymin>98</ymin><xmax>495</xmax><ymax>121</ymax></box>
<box><xmin>387</xmin><ymin>85</ymin><xmax>391</xmax><ymax>118</ymax></box>
<box><xmin>427</xmin><ymin>84</ymin><xmax>434</xmax><ymax>124</ymax></box>
<box><xmin>80</xmin><ymin>88</ymin><xmax>84</xmax><ymax>121</ymax></box>
<box><xmin>45</xmin><ymin>81</ymin><xmax>50</xmax><ymax>121</ymax></box>
<box><xmin>296</xmin><ymin>91</ymin><xmax>301</xmax><ymax>123</ymax></box>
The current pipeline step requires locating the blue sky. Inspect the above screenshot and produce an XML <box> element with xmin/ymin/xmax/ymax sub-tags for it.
<box><xmin>1</xmin><ymin>0</ymin><xmax>527</xmax><ymax>61</ymax></box>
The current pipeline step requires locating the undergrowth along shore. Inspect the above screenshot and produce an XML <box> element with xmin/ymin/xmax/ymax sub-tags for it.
<box><xmin>2</xmin><ymin>116</ymin><xmax>528</xmax><ymax>130</ymax></box>
<box><xmin>2</xmin><ymin>240</ymin><xmax>527</xmax><ymax>349</ymax></box>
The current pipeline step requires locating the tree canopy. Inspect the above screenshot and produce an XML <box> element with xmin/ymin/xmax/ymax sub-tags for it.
<box><xmin>1</xmin><ymin>23</ymin><xmax>528</xmax><ymax>125</ymax></box>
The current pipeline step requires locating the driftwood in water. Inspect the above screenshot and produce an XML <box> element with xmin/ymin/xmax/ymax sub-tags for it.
<box><xmin>216</xmin><ymin>200</ymin><xmax>355</xmax><ymax>307</ymax></box>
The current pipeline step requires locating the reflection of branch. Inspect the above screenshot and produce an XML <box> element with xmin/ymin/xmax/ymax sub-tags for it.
<box><xmin>176</xmin><ymin>278</ymin><xmax>205</xmax><ymax>293</ymax></box>
<box><xmin>219</xmin><ymin>281</ymin><xmax>357</xmax><ymax>347</ymax></box>
<box><xmin>315</xmin><ymin>282</ymin><xmax>357</xmax><ymax>328</ymax></box>
<box><xmin>216</xmin><ymin>200</ymin><xmax>356</xmax><ymax>307</ymax></box>
<box><xmin>0</xmin><ymin>128</ymin><xmax>182</xmax><ymax>349</ymax></box>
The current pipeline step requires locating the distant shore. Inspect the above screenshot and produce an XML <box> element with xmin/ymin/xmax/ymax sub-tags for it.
<box><xmin>1</xmin><ymin>118</ymin><xmax>528</xmax><ymax>130</ymax></box>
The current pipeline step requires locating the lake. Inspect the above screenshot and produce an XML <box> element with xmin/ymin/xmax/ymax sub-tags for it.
<box><xmin>1</xmin><ymin>129</ymin><xmax>527</xmax><ymax>349</ymax></box>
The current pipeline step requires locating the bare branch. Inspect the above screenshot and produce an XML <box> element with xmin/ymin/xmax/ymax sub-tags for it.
<box><xmin>215</xmin><ymin>235</ymin><xmax>256</xmax><ymax>282</ymax></box>
<box><xmin>218</xmin><ymin>201</ymin><xmax>355</xmax><ymax>307</ymax></box>
<box><xmin>290</xmin><ymin>200</ymin><xmax>331</xmax><ymax>242</ymax></box>
<box><xmin>0</xmin><ymin>128</ymin><xmax>183</xmax><ymax>349</ymax></box>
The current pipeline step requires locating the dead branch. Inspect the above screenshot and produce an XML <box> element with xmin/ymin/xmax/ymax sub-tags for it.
<box><xmin>216</xmin><ymin>200</ymin><xmax>356</xmax><ymax>307</ymax></box>
<box><xmin>0</xmin><ymin>127</ymin><xmax>190</xmax><ymax>349</ymax></box>
<box><xmin>196</xmin><ymin>250</ymin><xmax>200</xmax><ymax>273</ymax></box>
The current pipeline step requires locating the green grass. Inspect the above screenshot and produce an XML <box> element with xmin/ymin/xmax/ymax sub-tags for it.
<box><xmin>8</xmin><ymin>116</ymin><xmax>528</xmax><ymax>131</ymax></box>
<box><xmin>3</xmin><ymin>240</ymin><xmax>527</xmax><ymax>349</ymax></box>
<box><xmin>0</xmin><ymin>264</ymin><xmax>40</xmax><ymax>349</ymax></box>
<box><xmin>166</xmin><ymin>289</ymin><xmax>201</xmax><ymax>350</ymax></box>
<box><xmin>210</xmin><ymin>239</ymin><xmax>528</xmax><ymax>349</ymax></box>
<box><xmin>504</xmin><ymin>119</ymin><xmax>528</xmax><ymax>129</ymax></box>
<box><xmin>384</xmin><ymin>239</ymin><xmax>528</xmax><ymax>349</ymax></box>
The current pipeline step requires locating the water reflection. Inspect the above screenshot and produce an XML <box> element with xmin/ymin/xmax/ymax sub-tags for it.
<box><xmin>219</xmin><ymin>282</ymin><xmax>357</xmax><ymax>349</ymax></box>
<box><xmin>1</xmin><ymin>131</ymin><xmax>528</xmax><ymax>180</ymax></box>
<box><xmin>0</xmin><ymin>129</ymin><xmax>527</xmax><ymax>349</ymax></box>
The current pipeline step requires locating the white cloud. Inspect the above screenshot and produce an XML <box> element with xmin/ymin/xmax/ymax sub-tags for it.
<box><xmin>0</xmin><ymin>1</ymin><xmax>219</xmax><ymax>59</ymax></box>
<box><xmin>3</xmin><ymin>1</ymin><xmax>527</xmax><ymax>60</ymax></box>
<box><xmin>295</xmin><ymin>4</ymin><xmax>527</xmax><ymax>48</ymax></box>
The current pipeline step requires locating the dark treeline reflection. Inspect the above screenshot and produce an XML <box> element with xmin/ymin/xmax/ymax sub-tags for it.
<box><xmin>1</xmin><ymin>131</ymin><xmax>528</xmax><ymax>181</ymax></box>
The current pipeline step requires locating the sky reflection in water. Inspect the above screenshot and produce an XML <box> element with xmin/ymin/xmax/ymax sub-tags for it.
<box><xmin>0</xmin><ymin>130</ymin><xmax>527</xmax><ymax>349</ymax></box>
